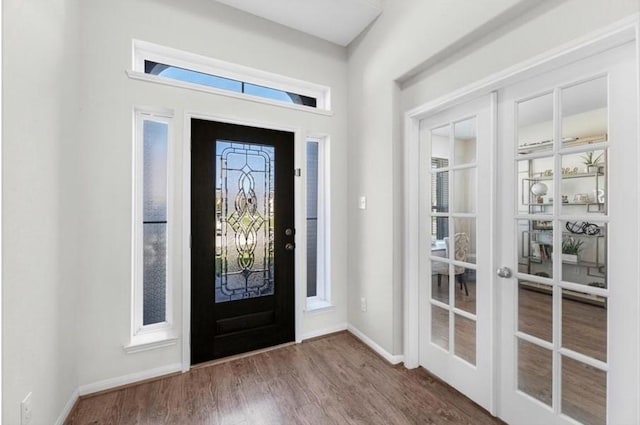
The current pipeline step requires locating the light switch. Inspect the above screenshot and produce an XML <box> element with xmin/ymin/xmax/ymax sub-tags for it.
<box><xmin>359</xmin><ymin>196</ymin><xmax>367</xmax><ymax>210</ymax></box>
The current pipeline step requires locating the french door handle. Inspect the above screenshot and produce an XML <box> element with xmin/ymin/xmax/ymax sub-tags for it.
<box><xmin>285</xmin><ymin>243</ymin><xmax>295</xmax><ymax>251</ymax></box>
<box><xmin>496</xmin><ymin>266</ymin><xmax>512</xmax><ymax>278</ymax></box>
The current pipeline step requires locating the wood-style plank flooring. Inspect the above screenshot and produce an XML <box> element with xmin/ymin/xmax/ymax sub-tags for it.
<box><xmin>66</xmin><ymin>332</ymin><xmax>501</xmax><ymax>425</ymax></box>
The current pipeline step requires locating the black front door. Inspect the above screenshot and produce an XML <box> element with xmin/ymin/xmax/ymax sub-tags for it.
<box><xmin>191</xmin><ymin>119</ymin><xmax>295</xmax><ymax>364</ymax></box>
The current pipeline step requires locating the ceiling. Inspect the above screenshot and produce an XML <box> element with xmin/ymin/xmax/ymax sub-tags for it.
<box><xmin>213</xmin><ymin>0</ymin><xmax>383</xmax><ymax>46</ymax></box>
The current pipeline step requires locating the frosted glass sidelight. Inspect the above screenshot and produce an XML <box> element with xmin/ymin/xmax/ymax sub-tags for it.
<box><xmin>215</xmin><ymin>141</ymin><xmax>275</xmax><ymax>303</ymax></box>
<box><xmin>143</xmin><ymin>121</ymin><xmax>168</xmax><ymax>222</ymax></box>
<box><xmin>142</xmin><ymin>120</ymin><xmax>169</xmax><ymax>326</ymax></box>
<box><xmin>306</xmin><ymin>142</ymin><xmax>319</xmax><ymax>297</ymax></box>
<box><xmin>143</xmin><ymin>223</ymin><xmax>167</xmax><ymax>325</ymax></box>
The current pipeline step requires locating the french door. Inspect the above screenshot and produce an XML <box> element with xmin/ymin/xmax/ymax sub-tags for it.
<box><xmin>497</xmin><ymin>42</ymin><xmax>638</xmax><ymax>424</ymax></box>
<box><xmin>190</xmin><ymin>119</ymin><xmax>295</xmax><ymax>364</ymax></box>
<box><xmin>419</xmin><ymin>94</ymin><xmax>495</xmax><ymax>411</ymax></box>
<box><xmin>418</xmin><ymin>41</ymin><xmax>639</xmax><ymax>424</ymax></box>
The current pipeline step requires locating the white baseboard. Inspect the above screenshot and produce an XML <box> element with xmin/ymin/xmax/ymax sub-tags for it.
<box><xmin>300</xmin><ymin>323</ymin><xmax>348</xmax><ymax>341</ymax></box>
<box><xmin>347</xmin><ymin>325</ymin><xmax>405</xmax><ymax>365</ymax></box>
<box><xmin>78</xmin><ymin>363</ymin><xmax>183</xmax><ymax>396</ymax></box>
<box><xmin>54</xmin><ymin>388</ymin><xmax>79</xmax><ymax>425</ymax></box>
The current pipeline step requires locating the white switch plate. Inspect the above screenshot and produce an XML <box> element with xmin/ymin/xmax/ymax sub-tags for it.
<box><xmin>21</xmin><ymin>392</ymin><xmax>33</xmax><ymax>425</ymax></box>
<box><xmin>360</xmin><ymin>297</ymin><xmax>367</xmax><ymax>312</ymax></box>
<box><xmin>358</xmin><ymin>196</ymin><xmax>367</xmax><ymax>210</ymax></box>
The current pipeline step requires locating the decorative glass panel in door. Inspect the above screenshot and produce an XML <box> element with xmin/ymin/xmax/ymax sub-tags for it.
<box><xmin>215</xmin><ymin>141</ymin><xmax>275</xmax><ymax>303</ymax></box>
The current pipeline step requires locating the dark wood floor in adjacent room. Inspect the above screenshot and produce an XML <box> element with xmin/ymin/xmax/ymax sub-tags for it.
<box><xmin>66</xmin><ymin>332</ymin><xmax>501</xmax><ymax>425</ymax></box>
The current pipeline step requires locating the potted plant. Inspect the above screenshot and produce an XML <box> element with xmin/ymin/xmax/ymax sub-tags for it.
<box><xmin>562</xmin><ymin>237</ymin><xmax>583</xmax><ymax>264</ymax></box>
<box><xmin>582</xmin><ymin>151</ymin><xmax>603</xmax><ymax>174</ymax></box>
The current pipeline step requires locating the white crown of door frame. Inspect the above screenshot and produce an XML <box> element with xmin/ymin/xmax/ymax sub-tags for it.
<box><xmin>403</xmin><ymin>14</ymin><xmax>640</xmax><ymax>418</ymax></box>
<box><xmin>182</xmin><ymin>112</ymin><xmax>305</xmax><ymax>372</ymax></box>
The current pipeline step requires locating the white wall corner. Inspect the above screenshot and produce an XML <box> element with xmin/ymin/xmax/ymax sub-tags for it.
<box><xmin>348</xmin><ymin>325</ymin><xmax>404</xmax><ymax>365</ymax></box>
<box><xmin>54</xmin><ymin>388</ymin><xmax>80</xmax><ymax>425</ymax></box>
<box><xmin>78</xmin><ymin>363</ymin><xmax>183</xmax><ymax>397</ymax></box>
<box><xmin>300</xmin><ymin>323</ymin><xmax>348</xmax><ymax>341</ymax></box>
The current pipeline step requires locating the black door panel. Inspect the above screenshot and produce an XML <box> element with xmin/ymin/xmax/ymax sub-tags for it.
<box><xmin>191</xmin><ymin>119</ymin><xmax>295</xmax><ymax>364</ymax></box>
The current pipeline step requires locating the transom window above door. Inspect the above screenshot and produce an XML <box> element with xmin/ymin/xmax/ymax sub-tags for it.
<box><xmin>128</xmin><ymin>40</ymin><xmax>332</xmax><ymax>113</ymax></box>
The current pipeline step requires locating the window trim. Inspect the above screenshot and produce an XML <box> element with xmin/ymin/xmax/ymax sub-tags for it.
<box><xmin>306</xmin><ymin>136</ymin><xmax>332</xmax><ymax>311</ymax></box>
<box><xmin>129</xmin><ymin>40</ymin><xmax>332</xmax><ymax>115</ymax></box>
<box><xmin>129</xmin><ymin>106</ymin><xmax>176</xmax><ymax>351</ymax></box>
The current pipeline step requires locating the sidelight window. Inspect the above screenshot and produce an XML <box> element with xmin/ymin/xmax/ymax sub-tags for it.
<box><xmin>128</xmin><ymin>107</ymin><xmax>176</xmax><ymax>351</ymax></box>
<box><xmin>306</xmin><ymin>137</ymin><xmax>331</xmax><ymax>310</ymax></box>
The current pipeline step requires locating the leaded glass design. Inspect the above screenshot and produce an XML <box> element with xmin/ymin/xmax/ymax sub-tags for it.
<box><xmin>216</xmin><ymin>141</ymin><xmax>275</xmax><ymax>303</ymax></box>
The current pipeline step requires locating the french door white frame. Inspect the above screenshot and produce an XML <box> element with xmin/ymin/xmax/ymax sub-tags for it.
<box><xmin>181</xmin><ymin>112</ymin><xmax>307</xmax><ymax>372</ymax></box>
<box><xmin>404</xmin><ymin>14</ymin><xmax>640</xmax><ymax>420</ymax></box>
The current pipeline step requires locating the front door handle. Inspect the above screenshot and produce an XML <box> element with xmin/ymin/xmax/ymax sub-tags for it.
<box><xmin>496</xmin><ymin>266</ymin><xmax>512</xmax><ymax>278</ymax></box>
<box><xmin>285</xmin><ymin>243</ymin><xmax>295</xmax><ymax>251</ymax></box>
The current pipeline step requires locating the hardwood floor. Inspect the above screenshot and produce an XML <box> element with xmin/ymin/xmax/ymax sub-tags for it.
<box><xmin>66</xmin><ymin>332</ymin><xmax>501</xmax><ymax>425</ymax></box>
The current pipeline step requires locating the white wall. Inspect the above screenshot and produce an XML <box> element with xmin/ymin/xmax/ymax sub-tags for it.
<box><xmin>75</xmin><ymin>0</ymin><xmax>348</xmax><ymax>388</ymax></box>
<box><xmin>2</xmin><ymin>0</ymin><xmax>81</xmax><ymax>423</ymax></box>
<box><xmin>346</xmin><ymin>0</ymin><xmax>527</xmax><ymax>355</ymax></box>
<box><xmin>347</xmin><ymin>0</ymin><xmax>639</xmax><ymax>356</ymax></box>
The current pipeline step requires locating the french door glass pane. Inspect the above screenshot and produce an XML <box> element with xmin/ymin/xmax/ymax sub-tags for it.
<box><xmin>562</xmin><ymin>289</ymin><xmax>607</xmax><ymax>362</ymax></box>
<box><xmin>454</xmin><ymin>267</ymin><xmax>475</xmax><ymax>315</ymax></box>
<box><xmin>454</xmin><ymin>314</ymin><xmax>476</xmax><ymax>365</ymax></box>
<box><xmin>431</xmin><ymin>125</ymin><xmax>451</xmax><ymax>164</ymax></box>
<box><xmin>431</xmin><ymin>259</ymin><xmax>450</xmax><ymax>305</ymax></box>
<box><xmin>433</xmin><ymin>171</ymin><xmax>449</xmax><ymax>213</ymax></box>
<box><xmin>517</xmin><ymin>93</ymin><xmax>554</xmax><ymax>155</ymax></box>
<box><xmin>561</xmin><ymin>77</ymin><xmax>608</xmax><ymax>147</ymax></box>
<box><xmin>431</xmin><ymin>305</ymin><xmax>449</xmax><ymax>350</ymax></box>
<box><xmin>454</xmin><ymin>118</ymin><xmax>476</xmax><ymax>165</ymax></box>
<box><xmin>561</xmin><ymin>221</ymin><xmax>607</xmax><ymax>288</ymax></box>
<box><xmin>431</xmin><ymin>216</ymin><xmax>449</xmax><ymax>248</ymax></box>
<box><xmin>518</xmin><ymin>157</ymin><xmax>554</xmax><ymax>213</ymax></box>
<box><xmin>560</xmin><ymin>151</ymin><xmax>606</xmax><ymax>215</ymax></box>
<box><xmin>518</xmin><ymin>338</ymin><xmax>553</xmax><ymax>407</ymax></box>
<box><xmin>215</xmin><ymin>141</ymin><xmax>275</xmax><ymax>303</ymax></box>
<box><xmin>518</xmin><ymin>280</ymin><xmax>552</xmax><ymax>343</ymax></box>
<box><xmin>518</xmin><ymin>220</ymin><xmax>553</xmax><ymax>279</ymax></box>
<box><xmin>452</xmin><ymin>168</ymin><xmax>476</xmax><ymax>213</ymax></box>
<box><xmin>453</xmin><ymin>217</ymin><xmax>476</xmax><ymax>264</ymax></box>
<box><xmin>561</xmin><ymin>356</ymin><xmax>606</xmax><ymax>425</ymax></box>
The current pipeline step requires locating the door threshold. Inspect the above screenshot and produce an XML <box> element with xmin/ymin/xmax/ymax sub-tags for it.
<box><xmin>191</xmin><ymin>341</ymin><xmax>296</xmax><ymax>369</ymax></box>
